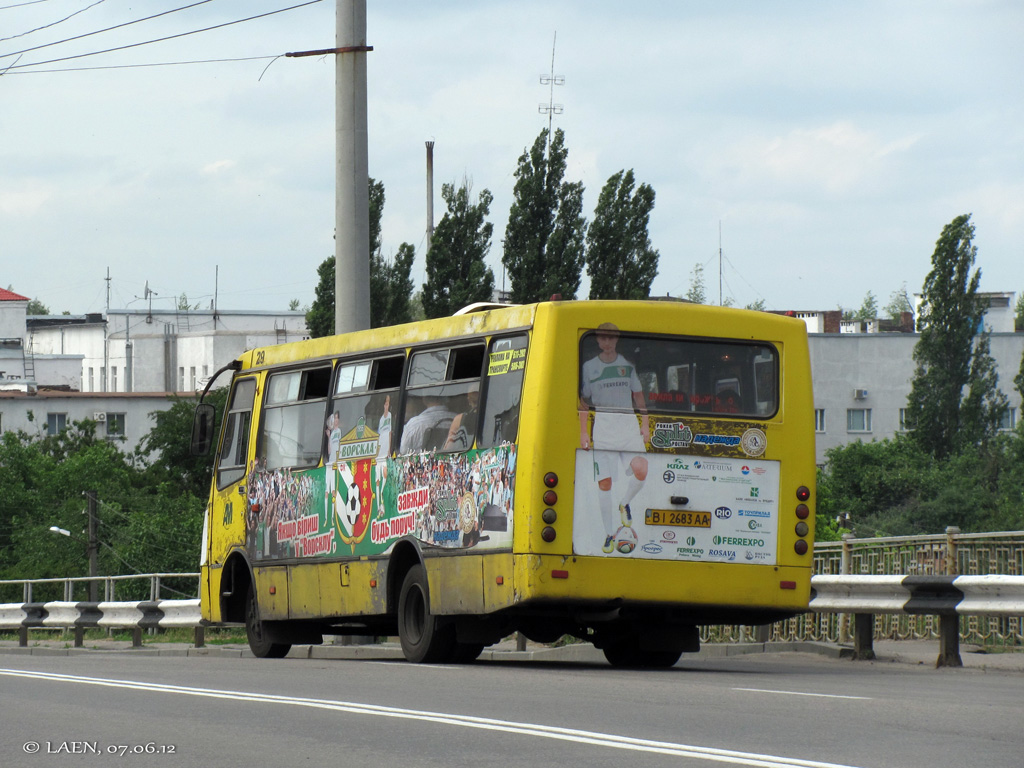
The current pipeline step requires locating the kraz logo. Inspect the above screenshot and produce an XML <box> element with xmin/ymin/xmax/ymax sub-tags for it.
<box><xmin>714</xmin><ymin>506</ymin><xmax>732</xmax><ymax>519</ymax></box>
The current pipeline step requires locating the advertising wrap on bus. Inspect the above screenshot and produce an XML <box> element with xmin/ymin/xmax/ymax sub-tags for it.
<box><xmin>245</xmin><ymin>444</ymin><xmax>516</xmax><ymax>561</ymax></box>
<box><xmin>573</xmin><ymin>445</ymin><xmax>780</xmax><ymax>564</ymax></box>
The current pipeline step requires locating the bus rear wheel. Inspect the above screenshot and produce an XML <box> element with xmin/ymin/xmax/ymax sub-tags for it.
<box><xmin>398</xmin><ymin>565</ymin><xmax>456</xmax><ymax>663</ymax></box>
<box><xmin>602</xmin><ymin>639</ymin><xmax>683</xmax><ymax>669</ymax></box>
<box><xmin>245</xmin><ymin>583</ymin><xmax>291</xmax><ymax>659</ymax></box>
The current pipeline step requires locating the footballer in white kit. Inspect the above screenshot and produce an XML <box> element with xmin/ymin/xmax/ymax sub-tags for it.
<box><xmin>578</xmin><ymin>323</ymin><xmax>650</xmax><ymax>553</ymax></box>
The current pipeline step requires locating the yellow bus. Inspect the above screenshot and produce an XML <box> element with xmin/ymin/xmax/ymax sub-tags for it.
<box><xmin>191</xmin><ymin>300</ymin><xmax>816</xmax><ymax>666</ymax></box>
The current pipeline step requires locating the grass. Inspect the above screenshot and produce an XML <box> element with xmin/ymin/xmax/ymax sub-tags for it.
<box><xmin>0</xmin><ymin>626</ymin><xmax>248</xmax><ymax>645</ymax></box>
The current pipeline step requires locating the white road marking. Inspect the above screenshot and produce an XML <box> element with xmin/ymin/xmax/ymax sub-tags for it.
<box><xmin>2</xmin><ymin>668</ymin><xmax>868</xmax><ymax>768</ymax></box>
<box><xmin>733</xmin><ymin>687</ymin><xmax>872</xmax><ymax>700</ymax></box>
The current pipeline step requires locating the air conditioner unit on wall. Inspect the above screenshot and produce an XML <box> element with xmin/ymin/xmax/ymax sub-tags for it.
<box><xmin>93</xmin><ymin>412</ymin><xmax>106</xmax><ymax>422</ymax></box>
<box><xmin>853</xmin><ymin>389</ymin><xmax>868</xmax><ymax>400</ymax></box>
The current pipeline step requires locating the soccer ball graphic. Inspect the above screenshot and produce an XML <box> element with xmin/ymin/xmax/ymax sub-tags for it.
<box><xmin>335</xmin><ymin>464</ymin><xmax>362</xmax><ymax>534</ymax></box>
<box><xmin>614</xmin><ymin>525</ymin><xmax>638</xmax><ymax>554</ymax></box>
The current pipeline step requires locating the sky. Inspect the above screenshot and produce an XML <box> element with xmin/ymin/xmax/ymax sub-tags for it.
<box><xmin>1</xmin><ymin>0</ymin><xmax>1022</xmax><ymax>316</ymax></box>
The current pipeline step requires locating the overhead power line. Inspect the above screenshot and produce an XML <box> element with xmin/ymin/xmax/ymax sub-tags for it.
<box><xmin>0</xmin><ymin>0</ymin><xmax>107</xmax><ymax>44</ymax></box>
<box><xmin>1</xmin><ymin>0</ymin><xmax>323</xmax><ymax>71</ymax></box>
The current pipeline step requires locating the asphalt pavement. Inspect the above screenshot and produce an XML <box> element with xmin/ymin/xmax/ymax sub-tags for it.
<box><xmin>2</xmin><ymin>635</ymin><xmax>1023</xmax><ymax>671</ymax></box>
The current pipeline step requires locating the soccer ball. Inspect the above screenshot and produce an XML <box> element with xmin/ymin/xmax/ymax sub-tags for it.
<box><xmin>335</xmin><ymin>464</ymin><xmax>361</xmax><ymax>533</ymax></box>
<box><xmin>614</xmin><ymin>525</ymin><xmax>637</xmax><ymax>554</ymax></box>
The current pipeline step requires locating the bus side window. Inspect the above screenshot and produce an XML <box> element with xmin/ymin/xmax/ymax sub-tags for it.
<box><xmin>478</xmin><ymin>334</ymin><xmax>528</xmax><ymax>449</ymax></box>
<box><xmin>259</xmin><ymin>366</ymin><xmax>331</xmax><ymax>470</ymax></box>
<box><xmin>217</xmin><ymin>377</ymin><xmax>256</xmax><ymax>489</ymax></box>
<box><xmin>327</xmin><ymin>355</ymin><xmax>405</xmax><ymax>463</ymax></box>
<box><xmin>400</xmin><ymin>345</ymin><xmax>485</xmax><ymax>454</ymax></box>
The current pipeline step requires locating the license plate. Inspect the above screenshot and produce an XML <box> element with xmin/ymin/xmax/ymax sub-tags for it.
<box><xmin>645</xmin><ymin>509</ymin><xmax>711</xmax><ymax>528</ymax></box>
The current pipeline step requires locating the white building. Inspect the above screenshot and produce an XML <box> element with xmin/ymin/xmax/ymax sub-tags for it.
<box><xmin>28</xmin><ymin>307</ymin><xmax>309</xmax><ymax>394</ymax></box>
<box><xmin>807</xmin><ymin>293</ymin><xmax>1022</xmax><ymax>465</ymax></box>
<box><xmin>0</xmin><ymin>293</ymin><xmax>309</xmax><ymax>453</ymax></box>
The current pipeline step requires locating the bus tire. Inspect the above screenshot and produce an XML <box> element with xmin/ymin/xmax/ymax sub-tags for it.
<box><xmin>398</xmin><ymin>565</ymin><xmax>455</xmax><ymax>663</ymax></box>
<box><xmin>245</xmin><ymin>583</ymin><xmax>291</xmax><ymax>659</ymax></box>
<box><xmin>602</xmin><ymin>640</ymin><xmax>682</xmax><ymax>669</ymax></box>
<box><xmin>451</xmin><ymin>642</ymin><xmax>484</xmax><ymax>663</ymax></box>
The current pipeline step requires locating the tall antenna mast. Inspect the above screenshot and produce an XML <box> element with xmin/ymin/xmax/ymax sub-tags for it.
<box><xmin>538</xmin><ymin>31</ymin><xmax>564</xmax><ymax>147</ymax></box>
<box><xmin>719</xmin><ymin>221</ymin><xmax>723</xmax><ymax>306</ymax></box>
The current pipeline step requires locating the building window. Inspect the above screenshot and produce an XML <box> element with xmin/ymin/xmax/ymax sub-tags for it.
<box><xmin>190</xmin><ymin>366</ymin><xmax>197</xmax><ymax>391</ymax></box>
<box><xmin>814</xmin><ymin>409</ymin><xmax>826</xmax><ymax>432</ymax></box>
<box><xmin>899</xmin><ymin>408</ymin><xmax>913</xmax><ymax>431</ymax></box>
<box><xmin>999</xmin><ymin>408</ymin><xmax>1017</xmax><ymax>431</ymax></box>
<box><xmin>847</xmin><ymin>408</ymin><xmax>872</xmax><ymax>433</ymax></box>
<box><xmin>106</xmin><ymin>413</ymin><xmax>126</xmax><ymax>438</ymax></box>
<box><xmin>46</xmin><ymin>413</ymin><xmax>67</xmax><ymax>435</ymax></box>
<box><xmin>178</xmin><ymin>367</ymin><xmax>185</xmax><ymax>391</ymax></box>
<box><xmin>111</xmin><ymin>366</ymin><xmax>118</xmax><ymax>392</ymax></box>
<box><xmin>88</xmin><ymin>367</ymin><xmax>94</xmax><ymax>392</ymax></box>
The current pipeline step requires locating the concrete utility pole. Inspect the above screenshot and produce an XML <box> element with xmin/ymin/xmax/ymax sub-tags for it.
<box><xmin>85</xmin><ymin>491</ymin><xmax>99</xmax><ymax>602</ymax></box>
<box><xmin>334</xmin><ymin>0</ymin><xmax>371</xmax><ymax>334</ymax></box>
<box><xmin>425</xmin><ymin>141</ymin><xmax>435</xmax><ymax>254</ymax></box>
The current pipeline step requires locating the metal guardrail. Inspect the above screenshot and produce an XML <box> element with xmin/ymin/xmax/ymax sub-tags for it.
<box><xmin>0</xmin><ymin>599</ymin><xmax>206</xmax><ymax>649</ymax></box>
<box><xmin>807</xmin><ymin>574</ymin><xmax>1024</xmax><ymax>667</ymax></box>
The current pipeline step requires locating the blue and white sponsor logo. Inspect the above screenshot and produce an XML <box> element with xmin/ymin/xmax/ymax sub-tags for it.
<box><xmin>737</xmin><ymin>508</ymin><xmax>771</xmax><ymax>518</ymax></box>
<box><xmin>642</xmin><ymin>542</ymin><xmax>663</xmax><ymax>554</ymax></box>
<box><xmin>708</xmin><ymin>548</ymin><xmax>737</xmax><ymax>560</ymax></box>
<box><xmin>714</xmin><ymin>506</ymin><xmax>732</xmax><ymax>520</ymax></box>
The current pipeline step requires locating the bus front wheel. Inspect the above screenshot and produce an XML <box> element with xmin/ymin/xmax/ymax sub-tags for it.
<box><xmin>398</xmin><ymin>565</ymin><xmax>455</xmax><ymax>663</ymax></box>
<box><xmin>245</xmin><ymin>583</ymin><xmax>291</xmax><ymax>659</ymax></box>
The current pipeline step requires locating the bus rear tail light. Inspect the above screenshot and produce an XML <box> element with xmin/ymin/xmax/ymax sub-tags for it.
<box><xmin>795</xmin><ymin>503</ymin><xmax>809</xmax><ymax>519</ymax></box>
<box><xmin>541</xmin><ymin>526</ymin><xmax>557</xmax><ymax>543</ymax></box>
<box><xmin>543</xmin><ymin>472</ymin><xmax>558</xmax><ymax>488</ymax></box>
<box><xmin>542</xmin><ymin>508</ymin><xmax>557</xmax><ymax>524</ymax></box>
<box><xmin>796</xmin><ymin>486</ymin><xmax>811</xmax><ymax>502</ymax></box>
<box><xmin>794</xmin><ymin>540</ymin><xmax>808</xmax><ymax>555</ymax></box>
<box><xmin>795</xmin><ymin>521</ymin><xmax>809</xmax><ymax>537</ymax></box>
<box><xmin>542</xmin><ymin>490</ymin><xmax>557</xmax><ymax>506</ymax></box>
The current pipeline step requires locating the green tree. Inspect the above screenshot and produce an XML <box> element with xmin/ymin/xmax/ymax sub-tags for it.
<box><xmin>745</xmin><ymin>298</ymin><xmax>767</xmax><ymax>311</ymax></box>
<box><xmin>685</xmin><ymin>263</ymin><xmax>706</xmax><ymax>304</ymax></box>
<box><xmin>586</xmin><ymin>170</ymin><xmax>659</xmax><ymax>300</ymax></box>
<box><xmin>906</xmin><ymin>214</ymin><xmax>1005</xmax><ymax>459</ymax></box>
<box><xmin>135</xmin><ymin>389</ymin><xmax>227</xmax><ymax>499</ymax></box>
<box><xmin>306</xmin><ymin>178</ymin><xmax>388</xmax><ymax>338</ymax></box>
<box><xmin>1015</xmin><ymin>292</ymin><xmax>1024</xmax><ymax>331</ymax></box>
<box><xmin>884</xmin><ymin>282</ymin><xmax>914</xmax><ymax>322</ymax></box>
<box><xmin>855</xmin><ymin>291</ymin><xmax>878</xmax><ymax>322</ymax></box>
<box><xmin>370</xmin><ymin>242</ymin><xmax>416</xmax><ymax>327</ymax></box>
<box><xmin>421</xmin><ymin>180</ymin><xmax>495</xmax><ymax>318</ymax></box>
<box><xmin>502</xmin><ymin>128</ymin><xmax>587</xmax><ymax>302</ymax></box>
<box><xmin>26</xmin><ymin>297</ymin><xmax>50</xmax><ymax>315</ymax></box>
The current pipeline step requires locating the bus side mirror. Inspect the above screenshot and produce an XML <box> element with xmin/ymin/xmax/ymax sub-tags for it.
<box><xmin>191</xmin><ymin>402</ymin><xmax>217</xmax><ymax>456</ymax></box>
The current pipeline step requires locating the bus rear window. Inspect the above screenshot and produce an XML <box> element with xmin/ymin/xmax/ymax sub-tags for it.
<box><xmin>580</xmin><ymin>330</ymin><xmax>777</xmax><ymax>418</ymax></box>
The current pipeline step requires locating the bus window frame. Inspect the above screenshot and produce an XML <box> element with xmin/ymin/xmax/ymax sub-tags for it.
<box><xmin>256</xmin><ymin>364</ymin><xmax>333</xmax><ymax>472</ymax></box>
<box><xmin>324</xmin><ymin>352</ymin><xmax>407</xmax><ymax>463</ymax></box>
<box><xmin>579</xmin><ymin>330</ymin><xmax>780</xmax><ymax>421</ymax></box>
<box><xmin>397</xmin><ymin>342</ymin><xmax>487</xmax><ymax>455</ymax></box>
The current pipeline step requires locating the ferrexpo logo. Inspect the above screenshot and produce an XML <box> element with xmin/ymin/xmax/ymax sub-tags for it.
<box><xmin>714</xmin><ymin>506</ymin><xmax>732</xmax><ymax>520</ymax></box>
<box><xmin>713</xmin><ymin>535</ymin><xmax>766</xmax><ymax>548</ymax></box>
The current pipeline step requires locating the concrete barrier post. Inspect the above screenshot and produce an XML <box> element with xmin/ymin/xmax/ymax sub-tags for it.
<box><xmin>131</xmin><ymin>627</ymin><xmax>143</xmax><ymax>648</ymax></box>
<box><xmin>18</xmin><ymin>626</ymin><xmax>28</xmax><ymax>648</ymax></box>
<box><xmin>74</xmin><ymin>627</ymin><xmax>85</xmax><ymax>648</ymax></box>
<box><xmin>194</xmin><ymin>627</ymin><xmax>205</xmax><ymax>648</ymax></box>
<box><xmin>853</xmin><ymin>614</ymin><xmax>875</xmax><ymax>660</ymax></box>
<box><xmin>936</xmin><ymin>613</ymin><xmax>962</xmax><ymax>667</ymax></box>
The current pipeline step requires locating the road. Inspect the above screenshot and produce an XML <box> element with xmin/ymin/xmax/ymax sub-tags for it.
<box><xmin>0</xmin><ymin>648</ymin><xmax>1021</xmax><ymax>768</ymax></box>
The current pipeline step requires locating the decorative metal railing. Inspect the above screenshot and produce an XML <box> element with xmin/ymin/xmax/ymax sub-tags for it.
<box><xmin>703</xmin><ymin>529</ymin><xmax>1024</xmax><ymax>647</ymax></box>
